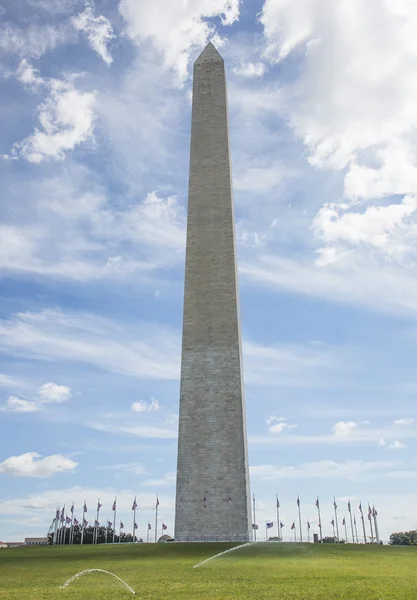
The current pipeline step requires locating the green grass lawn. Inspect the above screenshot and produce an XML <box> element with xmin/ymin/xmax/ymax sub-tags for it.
<box><xmin>1</xmin><ymin>542</ymin><xmax>416</xmax><ymax>599</ymax></box>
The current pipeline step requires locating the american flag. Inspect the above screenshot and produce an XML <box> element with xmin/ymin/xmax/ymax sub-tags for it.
<box><xmin>333</xmin><ymin>498</ymin><xmax>337</xmax><ymax>510</ymax></box>
<box><xmin>132</xmin><ymin>498</ymin><xmax>137</xmax><ymax>511</ymax></box>
<box><xmin>252</xmin><ymin>524</ymin><xmax>259</xmax><ymax>530</ymax></box>
<box><xmin>276</xmin><ymin>495</ymin><xmax>280</xmax><ymax>508</ymax></box>
<box><xmin>74</xmin><ymin>518</ymin><xmax>79</xmax><ymax>526</ymax></box>
<box><xmin>359</xmin><ymin>502</ymin><xmax>362</xmax><ymax>513</ymax></box>
<box><xmin>372</xmin><ymin>506</ymin><xmax>378</xmax><ymax>517</ymax></box>
<box><xmin>266</xmin><ymin>522</ymin><xmax>273</xmax><ymax>529</ymax></box>
<box><xmin>280</xmin><ymin>522</ymin><xmax>285</xmax><ymax>528</ymax></box>
<box><xmin>162</xmin><ymin>523</ymin><xmax>167</xmax><ymax>530</ymax></box>
<box><xmin>148</xmin><ymin>523</ymin><xmax>151</xmax><ymax>530</ymax></box>
<box><xmin>97</xmin><ymin>501</ymin><xmax>102</xmax><ymax>511</ymax></box>
<box><xmin>107</xmin><ymin>520</ymin><xmax>112</xmax><ymax>528</ymax></box>
<box><xmin>83</xmin><ymin>519</ymin><xmax>88</xmax><ymax>527</ymax></box>
<box><xmin>95</xmin><ymin>520</ymin><xmax>99</xmax><ymax>527</ymax></box>
<box><xmin>112</xmin><ymin>500</ymin><xmax>116</xmax><ymax>511</ymax></box>
<box><xmin>56</xmin><ymin>508</ymin><xmax>60</xmax><ymax>519</ymax></box>
<box><xmin>66</xmin><ymin>516</ymin><xmax>71</xmax><ymax>524</ymax></box>
<box><xmin>134</xmin><ymin>523</ymin><xmax>138</xmax><ymax>529</ymax></box>
<box><xmin>342</xmin><ymin>518</ymin><xmax>345</xmax><ymax>525</ymax></box>
<box><xmin>70</xmin><ymin>504</ymin><xmax>74</xmax><ymax>514</ymax></box>
<box><xmin>60</xmin><ymin>507</ymin><xmax>65</xmax><ymax>521</ymax></box>
<box><xmin>348</xmin><ymin>500</ymin><xmax>351</xmax><ymax>512</ymax></box>
<box><xmin>316</xmin><ymin>497</ymin><xmax>320</xmax><ymax>508</ymax></box>
<box><xmin>307</xmin><ymin>521</ymin><xmax>311</xmax><ymax>529</ymax></box>
<box><xmin>120</xmin><ymin>522</ymin><xmax>124</xmax><ymax>529</ymax></box>
<box><xmin>156</xmin><ymin>496</ymin><xmax>160</xmax><ymax>508</ymax></box>
<box><xmin>291</xmin><ymin>522</ymin><xmax>295</xmax><ymax>530</ymax></box>
<box><xmin>297</xmin><ymin>495</ymin><xmax>300</xmax><ymax>507</ymax></box>
<box><xmin>83</xmin><ymin>502</ymin><xmax>87</xmax><ymax>513</ymax></box>
<box><xmin>331</xmin><ymin>519</ymin><xmax>335</xmax><ymax>526</ymax></box>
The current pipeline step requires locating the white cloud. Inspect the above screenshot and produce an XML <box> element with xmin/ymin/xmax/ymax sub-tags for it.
<box><xmin>16</xmin><ymin>59</ymin><xmax>44</xmax><ymax>88</ymax></box>
<box><xmin>394</xmin><ymin>418</ymin><xmax>417</xmax><ymax>426</ymax></box>
<box><xmin>250</xmin><ymin>459</ymin><xmax>401</xmax><ymax>481</ymax></box>
<box><xmin>233</xmin><ymin>62</ymin><xmax>266</xmax><ymax>77</ymax></box>
<box><xmin>37</xmin><ymin>383</ymin><xmax>72</xmax><ymax>404</ymax></box>
<box><xmin>9</xmin><ymin>62</ymin><xmax>95</xmax><ymax>163</ymax></box>
<box><xmin>0</xmin><ymin>309</ymin><xmax>180</xmax><ymax>380</ymax></box>
<box><xmin>266</xmin><ymin>415</ymin><xmax>286</xmax><ymax>425</ymax></box>
<box><xmin>332</xmin><ymin>421</ymin><xmax>358</xmax><ymax>437</ymax></box>
<box><xmin>389</xmin><ymin>441</ymin><xmax>407</xmax><ymax>449</ymax></box>
<box><xmin>72</xmin><ymin>2</ymin><xmax>116</xmax><ymax>65</ymax></box>
<box><xmin>269</xmin><ymin>421</ymin><xmax>297</xmax><ymax>434</ymax></box>
<box><xmin>119</xmin><ymin>0</ymin><xmax>240</xmax><ymax>82</ymax></box>
<box><xmin>88</xmin><ymin>421</ymin><xmax>177</xmax><ymax>439</ymax></box>
<box><xmin>0</xmin><ymin>23</ymin><xmax>72</xmax><ymax>59</ymax></box>
<box><xmin>132</xmin><ymin>398</ymin><xmax>160</xmax><ymax>412</ymax></box>
<box><xmin>260</xmin><ymin>0</ymin><xmax>417</xmax><ymax>263</ymax></box>
<box><xmin>0</xmin><ymin>452</ymin><xmax>77</xmax><ymax>477</ymax></box>
<box><xmin>378</xmin><ymin>438</ymin><xmax>386</xmax><ymax>447</ymax></box>
<box><xmin>2</xmin><ymin>396</ymin><xmax>41</xmax><ymax>413</ymax></box>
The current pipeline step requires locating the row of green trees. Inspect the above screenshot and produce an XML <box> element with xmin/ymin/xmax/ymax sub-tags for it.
<box><xmin>47</xmin><ymin>525</ymin><xmax>143</xmax><ymax>545</ymax></box>
<box><xmin>389</xmin><ymin>530</ymin><xmax>417</xmax><ymax>545</ymax></box>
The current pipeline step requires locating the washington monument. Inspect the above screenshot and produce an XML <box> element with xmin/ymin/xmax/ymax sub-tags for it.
<box><xmin>175</xmin><ymin>43</ymin><xmax>252</xmax><ymax>542</ymax></box>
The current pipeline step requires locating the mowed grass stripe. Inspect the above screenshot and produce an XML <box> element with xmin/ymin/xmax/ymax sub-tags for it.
<box><xmin>0</xmin><ymin>542</ymin><xmax>416</xmax><ymax>599</ymax></box>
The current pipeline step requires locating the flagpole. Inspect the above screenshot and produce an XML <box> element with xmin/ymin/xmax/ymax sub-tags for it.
<box><xmin>113</xmin><ymin>497</ymin><xmax>117</xmax><ymax>544</ymax></box>
<box><xmin>307</xmin><ymin>521</ymin><xmax>310</xmax><ymax>543</ymax></box>
<box><xmin>344</xmin><ymin>518</ymin><xmax>348</xmax><ymax>542</ymax></box>
<box><xmin>368</xmin><ymin>505</ymin><xmax>374</xmax><ymax>543</ymax></box>
<box><xmin>294</xmin><ymin>523</ymin><xmax>296</xmax><ymax>542</ymax></box>
<box><xmin>133</xmin><ymin>508</ymin><xmax>136</xmax><ymax>542</ymax></box>
<box><xmin>95</xmin><ymin>499</ymin><xmax>100</xmax><ymax>544</ymax></box>
<box><xmin>373</xmin><ymin>507</ymin><xmax>380</xmax><ymax>544</ymax></box>
<box><xmin>251</xmin><ymin>493</ymin><xmax>256</xmax><ymax>542</ymax></box>
<box><xmin>276</xmin><ymin>495</ymin><xmax>280</xmax><ymax>540</ymax></box>
<box><xmin>348</xmin><ymin>500</ymin><xmax>355</xmax><ymax>544</ymax></box>
<box><xmin>119</xmin><ymin>521</ymin><xmax>121</xmax><ymax>543</ymax></box>
<box><xmin>155</xmin><ymin>495</ymin><xmax>159</xmax><ymax>543</ymax></box>
<box><xmin>297</xmin><ymin>495</ymin><xmax>302</xmax><ymax>542</ymax></box>
<box><xmin>333</xmin><ymin>498</ymin><xmax>340</xmax><ymax>542</ymax></box>
<box><xmin>62</xmin><ymin>508</ymin><xmax>67</xmax><ymax>545</ymax></box>
<box><xmin>359</xmin><ymin>502</ymin><xmax>366</xmax><ymax>543</ymax></box>
<box><xmin>53</xmin><ymin>508</ymin><xmax>59</xmax><ymax>545</ymax></box>
<box><xmin>147</xmin><ymin>522</ymin><xmax>150</xmax><ymax>544</ymax></box>
<box><xmin>60</xmin><ymin>505</ymin><xmax>65</xmax><ymax>545</ymax></box>
<box><xmin>81</xmin><ymin>500</ymin><xmax>86</xmax><ymax>545</ymax></box>
<box><xmin>331</xmin><ymin>520</ymin><xmax>335</xmax><ymax>541</ymax></box>
<box><xmin>354</xmin><ymin>515</ymin><xmax>359</xmax><ymax>544</ymax></box>
<box><xmin>70</xmin><ymin>502</ymin><xmax>74</xmax><ymax>545</ymax></box>
<box><xmin>316</xmin><ymin>496</ymin><xmax>323</xmax><ymax>541</ymax></box>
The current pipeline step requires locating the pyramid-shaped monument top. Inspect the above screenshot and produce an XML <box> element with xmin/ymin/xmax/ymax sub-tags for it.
<box><xmin>195</xmin><ymin>42</ymin><xmax>223</xmax><ymax>64</ymax></box>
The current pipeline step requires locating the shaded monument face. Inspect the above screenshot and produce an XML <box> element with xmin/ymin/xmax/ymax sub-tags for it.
<box><xmin>174</xmin><ymin>43</ymin><xmax>252</xmax><ymax>543</ymax></box>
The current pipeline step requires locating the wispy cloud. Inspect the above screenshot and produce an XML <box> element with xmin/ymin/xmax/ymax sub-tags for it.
<box><xmin>72</xmin><ymin>2</ymin><xmax>116</xmax><ymax>65</ymax></box>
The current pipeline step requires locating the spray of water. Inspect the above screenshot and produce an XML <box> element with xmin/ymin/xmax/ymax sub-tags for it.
<box><xmin>59</xmin><ymin>568</ymin><xmax>136</xmax><ymax>594</ymax></box>
<box><xmin>193</xmin><ymin>542</ymin><xmax>253</xmax><ymax>568</ymax></box>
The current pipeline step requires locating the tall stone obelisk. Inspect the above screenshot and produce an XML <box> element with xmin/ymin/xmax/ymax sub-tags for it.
<box><xmin>175</xmin><ymin>43</ymin><xmax>251</xmax><ymax>542</ymax></box>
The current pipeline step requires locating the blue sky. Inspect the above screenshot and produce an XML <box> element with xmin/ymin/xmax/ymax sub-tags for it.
<box><xmin>1</xmin><ymin>0</ymin><xmax>417</xmax><ymax>543</ymax></box>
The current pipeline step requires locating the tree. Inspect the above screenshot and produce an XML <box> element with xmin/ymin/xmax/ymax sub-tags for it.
<box><xmin>390</xmin><ymin>531</ymin><xmax>417</xmax><ymax>545</ymax></box>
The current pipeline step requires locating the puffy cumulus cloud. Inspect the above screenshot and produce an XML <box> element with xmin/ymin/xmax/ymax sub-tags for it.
<box><xmin>332</xmin><ymin>421</ymin><xmax>358</xmax><ymax>437</ymax></box>
<box><xmin>0</xmin><ymin>452</ymin><xmax>77</xmax><ymax>477</ymax></box>
<box><xmin>260</xmin><ymin>0</ymin><xmax>417</xmax><ymax>263</ymax></box>
<box><xmin>7</xmin><ymin>61</ymin><xmax>95</xmax><ymax>163</ymax></box>
<box><xmin>72</xmin><ymin>2</ymin><xmax>116</xmax><ymax>65</ymax></box>
<box><xmin>312</xmin><ymin>196</ymin><xmax>417</xmax><ymax>260</ymax></box>
<box><xmin>118</xmin><ymin>0</ymin><xmax>240</xmax><ymax>82</ymax></box>
<box><xmin>269</xmin><ymin>420</ymin><xmax>297</xmax><ymax>434</ymax></box>
<box><xmin>2</xmin><ymin>396</ymin><xmax>41</xmax><ymax>413</ymax></box>
<box><xmin>389</xmin><ymin>440</ymin><xmax>407</xmax><ymax>449</ymax></box>
<box><xmin>37</xmin><ymin>383</ymin><xmax>72</xmax><ymax>403</ymax></box>
<box><xmin>132</xmin><ymin>398</ymin><xmax>160</xmax><ymax>412</ymax></box>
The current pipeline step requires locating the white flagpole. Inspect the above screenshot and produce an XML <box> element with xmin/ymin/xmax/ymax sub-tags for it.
<box><xmin>113</xmin><ymin>497</ymin><xmax>117</xmax><ymax>544</ymax></box>
<box><xmin>276</xmin><ymin>495</ymin><xmax>280</xmax><ymax>540</ymax></box>
<box><xmin>253</xmin><ymin>494</ymin><xmax>256</xmax><ymax>542</ymax></box>
<box><xmin>81</xmin><ymin>500</ymin><xmax>86</xmax><ymax>545</ymax></box>
<box><xmin>147</xmin><ymin>523</ymin><xmax>150</xmax><ymax>544</ymax></box>
<box><xmin>62</xmin><ymin>509</ymin><xmax>67</xmax><ymax>545</ymax></box>
<box><xmin>155</xmin><ymin>495</ymin><xmax>159</xmax><ymax>543</ymax></box>
<box><xmin>60</xmin><ymin>505</ymin><xmax>65</xmax><ymax>545</ymax></box>
<box><xmin>70</xmin><ymin>502</ymin><xmax>74</xmax><ymax>545</ymax></box>
<box><xmin>53</xmin><ymin>508</ymin><xmax>59</xmax><ymax>545</ymax></box>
